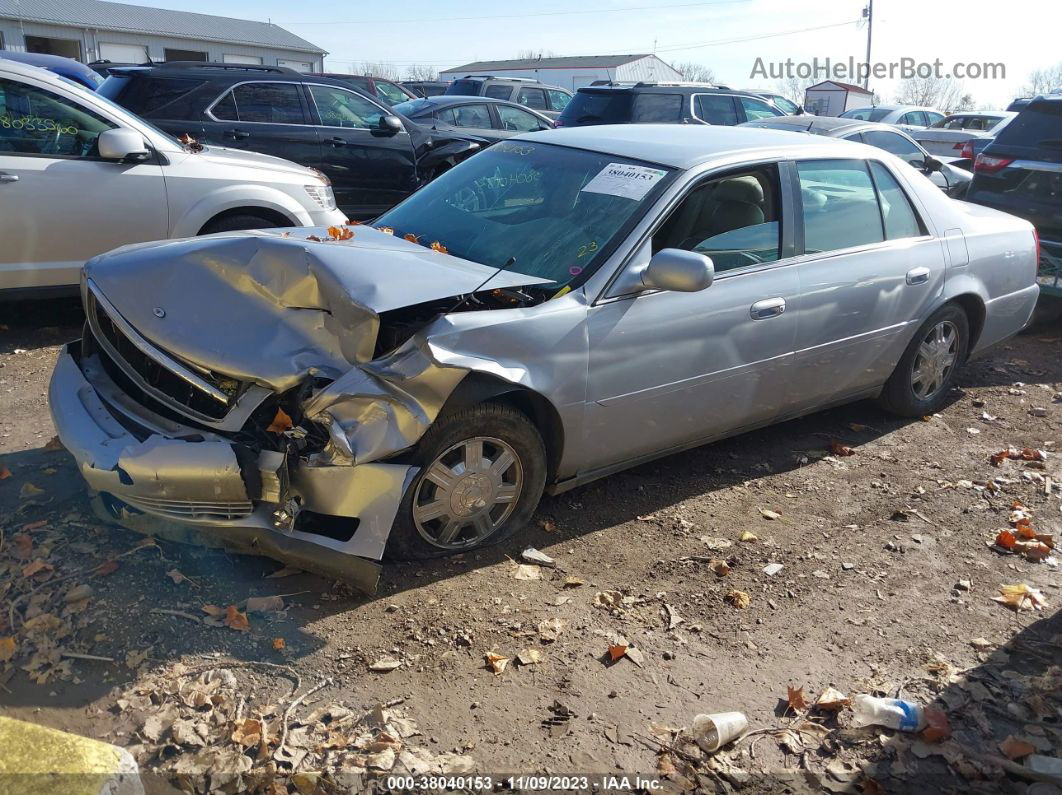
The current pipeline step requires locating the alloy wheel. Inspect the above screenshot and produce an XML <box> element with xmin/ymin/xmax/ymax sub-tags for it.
<box><xmin>911</xmin><ymin>320</ymin><xmax>959</xmax><ymax>401</ymax></box>
<box><xmin>412</xmin><ymin>436</ymin><xmax>523</xmax><ymax>549</ymax></box>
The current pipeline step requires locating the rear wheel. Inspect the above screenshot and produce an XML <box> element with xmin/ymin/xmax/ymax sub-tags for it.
<box><xmin>385</xmin><ymin>403</ymin><xmax>546</xmax><ymax>560</ymax></box>
<box><xmin>879</xmin><ymin>304</ymin><xmax>969</xmax><ymax>417</ymax></box>
<box><xmin>199</xmin><ymin>213</ymin><xmax>285</xmax><ymax>235</ymax></box>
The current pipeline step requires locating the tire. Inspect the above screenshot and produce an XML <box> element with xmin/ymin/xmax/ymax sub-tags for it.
<box><xmin>879</xmin><ymin>304</ymin><xmax>969</xmax><ymax>417</ymax></box>
<box><xmin>385</xmin><ymin>403</ymin><xmax>546</xmax><ymax>561</ymax></box>
<box><xmin>199</xmin><ymin>214</ymin><xmax>284</xmax><ymax>235</ymax></box>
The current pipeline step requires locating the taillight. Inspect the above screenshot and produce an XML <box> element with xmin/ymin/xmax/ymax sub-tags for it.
<box><xmin>957</xmin><ymin>141</ymin><xmax>975</xmax><ymax>160</ymax></box>
<box><xmin>1033</xmin><ymin>228</ymin><xmax>1041</xmax><ymax>267</ymax></box>
<box><xmin>974</xmin><ymin>153</ymin><xmax>1014</xmax><ymax>173</ymax></box>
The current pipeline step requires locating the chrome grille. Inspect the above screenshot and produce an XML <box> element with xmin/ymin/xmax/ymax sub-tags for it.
<box><xmin>118</xmin><ymin>493</ymin><xmax>254</xmax><ymax>521</ymax></box>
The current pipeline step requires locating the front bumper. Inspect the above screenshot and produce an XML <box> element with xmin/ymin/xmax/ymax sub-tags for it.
<box><xmin>49</xmin><ymin>343</ymin><xmax>416</xmax><ymax>592</ymax></box>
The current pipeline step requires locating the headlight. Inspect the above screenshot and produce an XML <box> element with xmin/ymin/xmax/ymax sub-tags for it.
<box><xmin>304</xmin><ymin>184</ymin><xmax>336</xmax><ymax>212</ymax></box>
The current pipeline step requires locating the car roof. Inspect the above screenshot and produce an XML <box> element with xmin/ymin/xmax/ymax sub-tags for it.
<box><xmin>742</xmin><ymin>115</ymin><xmax>921</xmax><ymax>139</ymax></box>
<box><xmin>0</xmin><ymin>57</ymin><xmax>65</xmax><ymax>81</ymax></box>
<box><xmin>407</xmin><ymin>95</ymin><xmax>526</xmax><ymax>107</ymax></box>
<box><xmin>514</xmin><ymin>124</ymin><xmax>874</xmax><ymax>169</ymax></box>
<box><xmin>576</xmin><ymin>83</ymin><xmax>756</xmax><ymax>96</ymax></box>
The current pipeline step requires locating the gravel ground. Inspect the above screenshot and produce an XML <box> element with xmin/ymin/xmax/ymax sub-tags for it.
<box><xmin>0</xmin><ymin>298</ymin><xmax>1059</xmax><ymax>794</ymax></box>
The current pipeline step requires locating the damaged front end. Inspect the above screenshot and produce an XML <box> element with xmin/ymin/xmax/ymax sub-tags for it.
<box><xmin>49</xmin><ymin>230</ymin><xmax>554</xmax><ymax>593</ymax></box>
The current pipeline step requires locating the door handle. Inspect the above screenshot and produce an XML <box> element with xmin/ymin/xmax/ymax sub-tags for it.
<box><xmin>0</xmin><ymin>173</ymin><xmax>18</xmax><ymax>184</ymax></box>
<box><xmin>328</xmin><ymin>137</ymin><xmax>346</xmax><ymax>147</ymax></box>
<box><xmin>906</xmin><ymin>267</ymin><xmax>931</xmax><ymax>285</ymax></box>
<box><xmin>224</xmin><ymin>129</ymin><xmax>249</xmax><ymax>140</ymax></box>
<box><xmin>750</xmin><ymin>297</ymin><xmax>786</xmax><ymax>320</ymax></box>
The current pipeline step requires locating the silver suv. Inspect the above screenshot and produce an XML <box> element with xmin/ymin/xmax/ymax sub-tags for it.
<box><xmin>0</xmin><ymin>59</ymin><xmax>346</xmax><ymax>296</ymax></box>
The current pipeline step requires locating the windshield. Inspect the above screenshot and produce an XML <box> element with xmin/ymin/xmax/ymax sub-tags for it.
<box><xmin>391</xmin><ymin>98</ymin><xmax>432</xmax><ymax>117</ymax></box>
<box><xmin>841</xmin><ymin>107</ymin><xmax>891</xmax><ymax>122</ymax></box>
<box><xmin>375</xmin><ymin>80</ymin><xmax>410</xmax><ymax>104</ymax></box>
<box><xmin>374</xmin><ymin>141</ymin><xmax>674</xmax><ymax>287</ymax></box>
<box><xmin>88</xmin><ymin>80</ymin><xmax>182</xmax><ymax>146</ymax></box>
<box><xmin>557</xmin><ymin>91</ymin><xmax>633</xmax><ymax>126</ymax></box>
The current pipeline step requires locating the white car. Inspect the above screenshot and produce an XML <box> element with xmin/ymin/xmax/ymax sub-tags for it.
<box><xmin>0</xmin><ymin>59</ymin><xmax>346</xmax><ymax>295</ymax></box>
<box><xmin>839</xmin><ymin>104</ymin><xmax>946</xmax><ymax>133</ymax></box>
<box><xmin>911</xmin><ymin>111</ymin><xmax>1017</xmax><ymax>157</ymax></box>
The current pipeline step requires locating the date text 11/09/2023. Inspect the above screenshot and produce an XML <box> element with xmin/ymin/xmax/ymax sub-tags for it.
<box><xmin>384</xmin><ymin>774</ymin><xmax>665</xmax><ymax>791</ymax></box>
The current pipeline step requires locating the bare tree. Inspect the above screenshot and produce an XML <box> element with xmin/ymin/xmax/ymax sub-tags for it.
<box><xmin>405</xmin><ymin>64</ymin><xmax>439</xmax><ymax>81</ymax></box>
<box><xmin>671</xmin><ymin>61</ymin><xmax>716</xmax><ymax>84</ymax></box>
<box><xmin>513</xmin><ymin>49</ymin><xmax>557</xmax><ymax>61</ymax></box>
<box><xmin>772</xmin><ymin>75</ymin><xmax>817</xmax><ymax>104</ymax></box>
<box><xmin>1020</xmin><ymin>62</ymin><xmax>1062</xmax><ymax>96</ymax></box>
<box><xmin>359</xmin><ymin>62</ymin><xmax>403</xmax><ymax>81</ymax></box>
<box><xmin>894</xmin><ymin>76</ymin><xmax>966</xmax><ymax>111</ymax></box>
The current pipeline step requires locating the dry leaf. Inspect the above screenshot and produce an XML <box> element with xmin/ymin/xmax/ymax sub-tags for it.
<box><xmin>995</xmin><ymin>529</ymin><xmax>1017</xmax><ymax>550</ymax></box>
<box><xmin>512</xmin><ymin>563</ymin><xmax>541</xmax><ymax>581</ymax></box>
<box><xmin>709</xmin><ymin>559</ymin><xmax>731</xmax><ymax>576</ymax></box>
<box><xmin>815</xmin><ymin>686</ymin><xmax>850</xmax><ymax>711</ymax></box>
<box><xmin>739</xmin><ymin>531</ymin><xmax>758</xmax><ymax>542</ymax></box>
<box><xmin>167</xmin><ymin>569</ymin><xmax>190</xmax><ymax>585</ymax></box>
<box><xmin>517</xmin><ymin>649</ymin><xmax>542</xmax><ymax>665</ymax></box>
<box><xmin>920</xmin><ymin>706</ymin><xmax>951</xmax><ymax>743</ymax></box>
<box><xmin>786</xmin><ymin>685</ymin><xmax>809</xmax><ymax>712</ymax></box>
<box><xmin>485</xmin><ymin>652</ymin><xmax>509</xmax><ymax>674</ymax></box>
<box><xmin>430</xmin><ymin>241</ymin><xmax>448</xmax><ymax>253</ymax></box>
<box><xmin>177</xmin><ymin>133</ymin><xmax>204</xmax><ymax>152</ymax></box>
<box><xmin>272</xmin><ymin>637</ymin><xmax>286</xmax><ymax>651</ymax></box>
<box><xmin>369</xmin><ymin>657</ymin><xmax>401</xmax><ymax>672</ymax></box>
<box><xmin>998</xmin><ymin>735</ymin><xmax>1036</xmax><ymax>759</ymax></box>
<box><xmin>232</xmin><ymin>718</ymin><xmax>263</xmax><ymax>748</ymax></box>
<box><xmin>376</xmin><ymin>226</ymin><xmax>394</xmax><ymax>235</ymax></box>
<box><xmin>44</xmin><ymin>436</ymin><xmax>64</xmax><ymax>451</ymax></box>
<box><xmin>12</xmin><ymin>534</ymin><xmax>32</xmax><ymax>560</ymax></box>
<box><xmin>993</xmin><ymin>583</ymin><xmax>1048</xmax><ymax>612</ymax></box>
<box><xmin>563</xmin><ymin>576</ymin><xmax>585</xmax><ymax>588</ymax></box>
<box><xmin>224</xmin><ymin>605</ymin><xmax>250</xmax><ymax>632</ymax></box>
<box><xmin>95</xmin><ymin>560</ymin><xmax>119</xmax><ymax>576</ymax></box>
<box><xmin>759</xmin><ymin>508</ymin><xmax>781</xmax><ymax>520</ymax></box>
<box><xmin>848</xmin><ymin>423</ymin><xmax>868</xmax><ymax>432</ymax></box>
<box><xmin>201</xmin><ymin>604</ymin><xmax>226</xmax><ymax>617</ymax></box>
<box><xmin>607</xmin><ymin>643</ymin><xmax>628</xmax><ymax>662</ymax></box>
<box><xmin>0</xmin><ymin>636</ymin><xmax>16</xmax><ymax>662</ymax></box>
<box><xmin>246</xmin><ymin>595</ymin><xmax>285</xmax><ymax>613</ymax></box>
<box><xmin>327</xmin><ymin>225</ymin><xmax>354</xmax><ymax>241</ymax></box>
<box><xmin>829</xmin><ymin>440</ymin><xmax>855</xmax><ymax>457</ymax></box>
<box><xmin>403</xmin><ymin>232</ymin><xmax>419</xmax><ymax>243</ymax></box>
<box><xmin>725</xmin><ymin>589</ymin><xmax>750</xmax><ymax>608</ymax></box>
<box><xmin>537</xmin><ymin>618</ymin><xmax>567</xmax><ymax>642</ymax></box>
<box><xmin>0</xmin><ymin>464</ymin><xmax>10</xmax><ymax>480</ymax></box>
<box><xmin>266</xmin><ymin>407</ymin><xmax>293</xmax><ymax>434</ymax></box>
<box><xmin>21</xmin><ymin>559</ymin><xmax>52</xmax><ymax>578</ymax></box>
<box><xmin>19</xmin><ymin>482</ymin><xmax>44</xmax><ymax>499</ymax></box>
<box><xmin>1014</xmin><ymin>540</ymin><xmax>1052</xmax><ymax>561</ymax></box>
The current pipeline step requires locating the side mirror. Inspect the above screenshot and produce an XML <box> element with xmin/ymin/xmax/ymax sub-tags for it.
<box><xmin>923</xmin><ymin>156</ymin><xmax>943</xmax><ymax>173</ymax></box>
<box><xmin>642</xmin><ymin>248</ymin><xmax>715</xmax><ymax>292</ymax></box>
<box><xmin>98</xmin><ymin>128</ymin><xmax>149</xmax><ymax>161</ymax></box>
<box><xmin>378</xmin><ymin>114</ymin><xmax>404</xmax><ymax>135</ymax></box>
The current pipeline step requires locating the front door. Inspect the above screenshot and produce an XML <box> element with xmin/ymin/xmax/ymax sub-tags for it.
<box><xmin>786</xmin><ymin>157</ymin><xmax>946</xmax><ymax>409</ymax></box>
<box><xmin>305</xmin><ymin>83</ymin><xmax>417</xmax><ymax>219</ymax></box>
<box><xmin>582</xmin><ymin>163</ymin><xmax>800</xmax><ymax>473</ymax></box>
<box><xmin>201</xmin><ymin>80</ymin><xmax>320</xmax><ymax>166</ymax></box>
<box><xmin>0</xmin><ymin>75</ymin><xmax>167</xmax><ymax>290</ymax></box>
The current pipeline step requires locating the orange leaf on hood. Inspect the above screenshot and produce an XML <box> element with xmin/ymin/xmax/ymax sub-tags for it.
<box><xmin>430</xmin><ymin>241</ymin><xmax>448</xmax><ymax>254</ymax></box>
<box><xmin>266</xmin><ymin>407</ymin><xmax>293</xmax><ymax>434</ymax></box>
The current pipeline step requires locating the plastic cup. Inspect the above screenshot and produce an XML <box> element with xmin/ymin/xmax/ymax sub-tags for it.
<box><xmin>692</xmin><ymin>712</ymin><xmax>748</xmax><ymax>752</ymax></box>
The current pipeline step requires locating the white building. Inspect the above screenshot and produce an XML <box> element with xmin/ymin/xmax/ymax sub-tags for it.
<box><xmin>0</xmin><ymin>0</ymin><xmax>325</xmax><ymax>71</ymax></box>
<box><xmin>440</xmin><ymin>54</ymin><xmax>684</xmax><ymax>91</ymax></box>
<box><xmin>804</xmin><ymin>80</ymin><xmax>875</xmax><ymax>117</ymax></box>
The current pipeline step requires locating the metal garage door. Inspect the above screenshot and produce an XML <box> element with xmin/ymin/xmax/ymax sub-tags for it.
<box><xmin>99</xmin><ymin>43</ymin><xmax>148</xmax><ymax>63</ymax></box>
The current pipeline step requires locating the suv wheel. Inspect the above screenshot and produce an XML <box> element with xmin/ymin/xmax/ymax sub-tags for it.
<box><xmin>385</xmin><ymin>403</ymin><xmax>546</xmax><ymax>560</ymax></box>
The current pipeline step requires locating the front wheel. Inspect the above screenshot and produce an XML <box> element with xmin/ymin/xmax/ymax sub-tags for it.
<box><xmin>385</xmin><ymin>403</ymin><xmax>546</xmax><ymax>560</ymax></box>
<box><xmin>879</xmin><ymin>304</ymin><xmax>969</xmax><ymax>417</ymax></box>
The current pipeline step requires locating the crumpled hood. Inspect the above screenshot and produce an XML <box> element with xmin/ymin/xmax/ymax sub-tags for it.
<box><xmin>84</xmin><ymin>227</ymin><xmax>548</xmax><ymax>392</ymax></box>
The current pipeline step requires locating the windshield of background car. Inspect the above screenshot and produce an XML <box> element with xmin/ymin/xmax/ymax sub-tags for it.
<box><xmin>391</xmin><ymin>99</ymin><xmax>432</xmax><ymax>117</ymax></box>
<box><xmin>447</xmin><ymin>79</ymin><xmax>483</xmax><ymax>95</ymax></box>
<box><xmin>374</xmin><ymin>141</ymin><xmax>675</xmax><ymax>287</ymax></box>
<box><xmin>557</xmin><ymin>91</ymin><xmax>633</xmax><ymax>125</ymax></box>
<box><xmin>841</xmin><ymin>107</ymin><xmax>891</xmax><ymax>122</ymax></box>
<box><xmin>376</xmin><ymin>80</ymin><xmax>411</xmax><ymax>104</ymax></box>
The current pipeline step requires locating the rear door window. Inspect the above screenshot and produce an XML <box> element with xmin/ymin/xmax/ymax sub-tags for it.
<box><xmin>517</xmin><ymin>87</ymin><xmax>548</xmax><ymax>110</ymax></box>
<box><xmin>861</xmin><ymin>129</ymin><xmax>926</xmax><ymax>168</ymax></box>
<box><xmin>738</xmin><ymin>96</ymin><xmax>782</xmax><ymax>121</ymax></box>
<box><xmin>797</xmin><ymin>159</ymin><xmax>884</xmax><ymax>253</ymax></box>
<box><xmin>694</xmin><ymin>94</ymin><xmax>738</xmax><ymax>125</ymax></box>
<box><xmin>547</xmin><ymin>89</ymin><xmax>571</xmax><ymax>111</ymax></box>
<box><xmin>900</xmin><ymin>111</ymin><xmax>928</xmax><ymax>126</ymax></box>
<box><xmin>868</xmin><ymin>161</ymin><xmax>923</xmax><ymax>240</ymax></box>
<box><xmin>497</xmin><ymin>104</ymin><xmax>545</xmax><ymax>131</ymax></box>
<box><xmin>485</xmin><ymin>84</ymin><xmax>512</xmax><ymax>100</ymax></box>
<box><xmin>632</xmin><ymin>93</ymin><xmax>683</xmax><ymax>122</ymax></box>
<box><xmin>439</xmin><ymin>103</ymin><xmax>492</xmax><ymax>129</ymax></box>
<box><xmin>222</xmin><ymin>82</ymin><xmax>306</xmax><ymax>124</ymax></box>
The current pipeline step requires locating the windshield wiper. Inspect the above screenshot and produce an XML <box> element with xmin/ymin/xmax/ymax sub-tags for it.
<box><xmin>576</xmin><ymin>114</ymin><xmax>603</xmax><ymax>123</ymax></box>
<box><xmin>446</xmin><ymin>256</ymin><xmax>518</xmax><ymax>314</ymax></box>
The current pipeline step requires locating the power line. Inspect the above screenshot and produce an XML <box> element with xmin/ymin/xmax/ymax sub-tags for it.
<box><xmin>280</xmin><ymin>0</ymin><xmax>750</xmax><ymax>25</ymax></box>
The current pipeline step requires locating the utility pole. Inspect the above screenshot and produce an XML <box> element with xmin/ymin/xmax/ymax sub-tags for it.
<box><xmin>863</xmin><ymin>0</ymin><xmax>874</xmax><ymax>91</ymax></box>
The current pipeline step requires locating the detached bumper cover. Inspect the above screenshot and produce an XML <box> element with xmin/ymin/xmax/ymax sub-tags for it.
<box><xmin>49</xmin><ymin>344</ymin><xmax>415</xmax><ymax>592</ymax></box>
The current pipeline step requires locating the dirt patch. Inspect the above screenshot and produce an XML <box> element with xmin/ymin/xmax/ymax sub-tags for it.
<box><xmin>0</xmin><ymin>298</ymin><xmax>1059</xmax><ymax>793</ymax></box>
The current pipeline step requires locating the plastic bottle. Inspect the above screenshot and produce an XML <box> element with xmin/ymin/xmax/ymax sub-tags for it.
<box><xmin>851</xmin><ymin>694</ymin><xmax>926</xmax><ymax>732</ymax></box>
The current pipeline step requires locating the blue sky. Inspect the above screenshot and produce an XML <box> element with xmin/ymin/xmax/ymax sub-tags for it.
<box><xmin>158</xmin><ymin>0</ymin><xmax>1056</xmax><ymax>106</ymax></box>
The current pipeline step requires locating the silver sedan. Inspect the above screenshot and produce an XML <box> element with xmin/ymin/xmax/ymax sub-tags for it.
<box><xmin>49</xmin><ymin>125</ymin><xmax>1039</xmax><ymax>591</ymax></box>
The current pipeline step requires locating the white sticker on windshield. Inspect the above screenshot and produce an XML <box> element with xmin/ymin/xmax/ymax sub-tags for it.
<box><xmin>581</xmin><ymin>163</ymin><xmax>667</xmax><ymax>201</ymax></box>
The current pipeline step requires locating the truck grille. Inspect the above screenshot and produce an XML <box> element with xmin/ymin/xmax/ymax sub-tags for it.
<box><xmin>87</xmin><ymin>287</ymin><xmax>236</xmax><ymax>421</ymax></box>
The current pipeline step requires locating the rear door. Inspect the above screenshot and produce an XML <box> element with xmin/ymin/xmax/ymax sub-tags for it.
<box><xmin>691</xmin><ymin>93</ymin><xmax>739</xmax><ymax>125</ymax></box>
<box><xmin>786</xmin><ymin>157</ymin><xmax>945</xmax><ymax>408</ymax></box>
<box><xmin>435</xmin><ymin>102</ymin><xmax>498</xmax><ymax>141</ymax></box>
<box><xmin>493</xmin><ymin>104</ymin><xmax>550</xmax><ymax>138</ymax></box>
<box><xmin>305</xmin><ymin>82</ymin><xmax>417</xmax><ymax>218</ymax></box>
<box><xmin>202</xmin><ymin>81</ymin><xmax>320</xmax><ymax>166</ymax></box>
<box><xmin>0</xmin><ymin>74</ymin><xmax>167</xmax><ymax>290</ymax></box>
